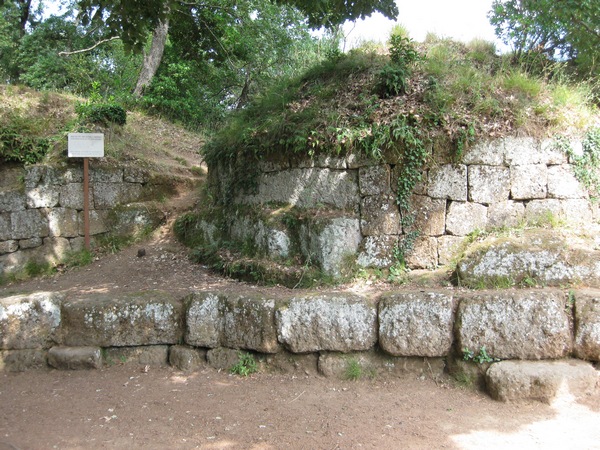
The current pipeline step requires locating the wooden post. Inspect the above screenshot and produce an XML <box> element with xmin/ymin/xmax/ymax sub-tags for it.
<box><xmin>83</xmin><ymin>157</ymin><xmax>90</xmax><ymax>250</ymax></box>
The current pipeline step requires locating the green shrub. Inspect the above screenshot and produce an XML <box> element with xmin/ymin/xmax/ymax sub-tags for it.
<box><xmin>76</xmin><ymin>102</ymin><xmax>127</xmax><ymax>126</ymax></box>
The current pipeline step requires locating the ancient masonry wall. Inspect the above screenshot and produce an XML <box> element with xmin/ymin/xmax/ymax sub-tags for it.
<box><xmin>215</xmin><ymin>137</ymin><xmax>598</xmax><ymax>272</ymax></box>
<box><xmin>0</xmin><ymin>164</ymin><xmax>167</xmax><ymax>275</ymax></box>
<box><xmin>1</xmin><ymin>289</ymin><xmax>598</xmax><ymax>378</ymax></box>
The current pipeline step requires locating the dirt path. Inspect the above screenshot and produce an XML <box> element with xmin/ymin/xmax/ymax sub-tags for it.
<box><xmin>1</xmin><ymin>366</ymin><xmax>599</xmax><ymax>450</ymax></box>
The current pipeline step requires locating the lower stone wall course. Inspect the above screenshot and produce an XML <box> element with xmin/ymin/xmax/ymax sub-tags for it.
<box><xmin>48</xmin><ymin>346</ymin><xmax>102</xmax><ymax>370</ymax></box>
<box><xmin>59</xmin><ymin>291</ymin><xmax>184</xmax><ymax>347</ymax></box>
<box><xmin>0</xmin><ymin>349</ymin><xmax>47</xmax><ymax>372</ymax></box>
<box><xmin>104</xmin><ymin>345</ymin><xmax>169</xmax><ymax>367</ymax></box>
<box><xmin>169</xmin><ymin>345</ymin><xmax>207</xmax><ymax>372</ymax></box>
<box><xmin>574</xmin><ymin>290</ymin><xmax>600</xmax><ymax>362</ymax></box>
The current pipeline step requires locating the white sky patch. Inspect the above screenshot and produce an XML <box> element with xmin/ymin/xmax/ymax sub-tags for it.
<box><xmin>342</xmin><ymin>0</ymin><xmax>505</xmax><ymax>50</ymax></box>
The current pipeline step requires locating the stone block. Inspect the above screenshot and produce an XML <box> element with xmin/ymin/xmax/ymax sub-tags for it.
<box><xmin>48</xmin><ymin>346</ymin><xmax>102</xmax><ymax>370</ymax></box>
<box><xmin>573</xmin><ymin>291</ymin><xmax>600</xmax><ymax>361</ymax></box>
<box><xmin>108</xmin><ymin>203</ymin><xmax>165</xmax><ymax>236</ymax></box>
<box><xmin>19</xmin><ymin>237</ymin><xmax>43</xmax><ymax>249</ymax></box>
<box><xmin>540</xmin><ymin>139</ymin><xmax>568</xmax><ymax>164</ymax></box>
<box><xmin>462</xmin><ymin>140</ymin><xmax>505</xmax><ymax>165</ymax></box>
<box><xmin>427</xmin><ymin>164</ymin><xmax>468</xmax><ymax>201</ymax></box>
<box><xmin>356</xmin><ymin>235</ymin><xmax>397</xmax><ymax>268</ymax></box>
<box><xmin>26</xmin><ymin>185</ymin><xmax>60</xmax><ymax>208</ymax></box>
<box><xmin>93</xmin><ymin>183</ymin><xmax>124</xmax><ymax>209</ymax></box>
<box><xmin>60</xmin><ymin>291</ymin><xmax>184</xmax><ymax>347</ymax></box>
<box><xmin>468</xmin><ymin>165</ymin><xmax>510</xmax><ymax>204</ymax></box>
<box><xmin>447</xmin><ymin>356</ymin><xmax>491</xmax><ymax>390</ymax></box>
<box><xmin>0</xmin><ymin>240</ymin><xmax>18</xmax><ymax>255</ymax></box>
<box><xmin>24</xmin><ymin>165</ymin><xmax>63</xmax><ymax>188</ymax></box>
<box><xmin>47</xmin><ymin>208</ymin><xmax>79</xmax><ymax>238</ymax></box>
<box><xmin>456</xmin><ymin>291</ymin><xmax>572</xmax><ymax>360</ymax></box>
<box><xmin>42</xmin><ymin>237</ymin><xmax>72</xmax><ymax>262</ymax></box>
<box><xmin>257</xmin><ymin>352</ymin><xmax>319</xmax><ymax>375</ymax></box>
<box><xmin>486</xmin><ymin>360</ymin><xmax>599</xmax><ymax>403</ymax></box>
<box><xmin>124</xmin><ymin>167</ymin><xmax>149</xmax><ymax>183</ymax></box>
<box><xmin>404</xmin><ymin>236</ymin><xmax>438</xmax><ymax>269</ymax></box>
<box><xmin>503</xmin><ymin>137</ymin><xmax>541</xmax><ymax>165</ymax></box>
<box><xmin>275</xmin><ymin>293</ymin><xmax>377</xmax><ymax>353</ymax></box>
<box><xmin>300</xmin><ymin>217</ymin><xmax>361</xmax><ymax>276</ymax></box>
<box><xmin>392</xmin><ymin>167</ymin><xmax>428</xmax><ymax>195</ymax></box>
<box><xmin>119</xmin><ymin>183</ymin><xmax>144</xmax><ymax>204</ymax></box>
<box><xmin>241</xmin><ymin>168</ymin><xmax>360</xmax><ymax>210</ymax></box>
<box><xmin>0</xmin><ymin>349</ymin><xmax>47</xmax><ymax>371</ymax></box>
<box><xmin>62</xmin><ymin>167</ymin><xmax>83</xmax><ymax>183</ymax></box>
<box><xmin>59</xmin><ymin>183</ymin><xmax>86</xmax><ymax>210</ymax></box>
<box><xmin>548</xmin><ymin>165</ymin><xmax>588</xmax><ymax>199</ymax></box>
<box><xmin>410</xmin><ymin>195</ymin><xmax>445</xmax><ymax>236</ymax></box>
<box><xmin>359</xmin><ymin>165</ymin><xmax>391</xmax><ymax>195</ymax></box>
<box><xmin>437</xmin><ymin>235</ymin><xmax>464</xmax><ymax>266</ymax></box>
<box><xmin>561</xmin><ymin>199</ymin><xmax>593</xmax><ymax>226</ymax></box>
<box><xmin>0</xmin><ymin>291</ymin><xmax>63</xmax><ymax>350</ymax></box>
<box><xmin>90</xmin><ymin>167</ymin><xmax>123</xmax><ymax>183</ymax></box>
<box><xmin>0</xmin><ymin>214</ymin><xmax>10</xmax><ymax>241</ymax></box>
<box><xmin>360</xmin><ymin>195</ymin><xmax>401</xmax><ymax>235</ymax></box>
<box><xmin>9</xmin><ymin>209</ymin><xmax>49</xmax><ymax>240</ymax></box>
<box><xmin>379</xmin><ymin>291</ymin><xmax>455</xmax><ymax>357</ymax></box>
<box><xmin>104</xmin><ymin>345</ymin><xmax>169</xmax><ymax>367</ymax></box>
<box><xmin>169</xmin><ymin>345</ymin><xmax>207</xmax><ymax>371</ymax></box>
<box><xmin>524</xmin><ymin>199</ymin><xmax>561</xmax><ymax>223</ymax></box>
<box><xmin>206</xmin><ymin>347</ymin><xmax>241</xmax><ymax>371</ymax></box>
<box><xmin>186</xmin><ymin>292</ymin><xmax>280</xmax><ymax>353</ymax></box>
<box><xmin>445</xmin><ymin>201</ymin><xmax>487</xmax><ymax>236</ymax></box>
<box><xmin>510</xmin><ymin>164</ymin><xmax>548</xmax><ymax>200</ymax></box>
<box><xmin>487</xmin><ymin>201</ymin><xmax>525</xmax><ymax>229</ymax></box>
<box><xmin>0</xmin><ymin>190</ymin><xmax>27</xmax><ymax>212</ymax></box>
<box><xmin>78</xmin><ymin>209</ymin><xmax>109</xmax><ymax>236</ymax></box>
<box><xmin>314</xmin><ymin>154</ymin><xmax>346</xmax><ymax>169</ymax></box>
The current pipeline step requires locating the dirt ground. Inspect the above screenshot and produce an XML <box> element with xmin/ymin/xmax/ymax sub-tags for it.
<box><xmin>2</xmin><ymin>184</ymin><xmax>600</xmax><ymax>450</ymax></box>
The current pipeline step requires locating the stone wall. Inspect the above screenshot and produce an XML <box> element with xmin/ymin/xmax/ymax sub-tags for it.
<box><xmin>1</xmin><ymin>288</ymin><xmax>598</xmax><ymax>381</ymax></box>
<box><xmin>207</xmin><ymin>137</ymin><xmax>597</xmax><ymax>273</ymax></box>
<box><xmin>0</xmin><ymin>164</ymin><xmax>168</xmax><ymax>276</ymax></box>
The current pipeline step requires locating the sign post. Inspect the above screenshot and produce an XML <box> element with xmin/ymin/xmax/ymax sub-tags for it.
<box><xmin>68</xmin><ymin>133</ymin><xmax>104</xmax><ymax>251</ymax></box>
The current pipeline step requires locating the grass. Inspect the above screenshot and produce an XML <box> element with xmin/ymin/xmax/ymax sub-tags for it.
<box><xmin>345</xmin><ymin>358</ymin><xmax>363</xmax><ymax>381</ymax></box>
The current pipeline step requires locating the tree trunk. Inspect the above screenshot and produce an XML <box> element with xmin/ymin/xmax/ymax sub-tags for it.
<box><xmin>133</xmin><ymin>18</ymin><xmax>169</xmax><ymax>98</ymax></box>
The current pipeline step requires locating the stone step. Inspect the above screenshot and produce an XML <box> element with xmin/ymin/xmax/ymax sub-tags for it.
<box><xmin>486</xmin><ymin>359</ymin><xmax>599</xmax><ymax>403</ymax></box>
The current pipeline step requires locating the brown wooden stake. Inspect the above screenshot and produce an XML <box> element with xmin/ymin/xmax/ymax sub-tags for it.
<box><xmin>83</xmin><ymin>157</ymin><xmax>90</xmax><ymax>251</ymax></box>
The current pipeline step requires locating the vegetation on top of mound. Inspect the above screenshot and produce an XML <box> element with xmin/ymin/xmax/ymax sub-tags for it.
<box><xmin>205</xmin><ymin>34</ymin><xmax>598</xmax><ymax>169</ymax></box>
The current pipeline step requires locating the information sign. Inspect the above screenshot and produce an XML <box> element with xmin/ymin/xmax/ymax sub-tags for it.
<box><xmin>68</xmin><ymin>133</ymin><xmax>104</xmax><ymax>158</ymax></box>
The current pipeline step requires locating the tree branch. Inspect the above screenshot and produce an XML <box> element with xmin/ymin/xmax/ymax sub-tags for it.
<box><xmin>58</xmin><ymin>36</ymin><xmax>120</xmax><ymax>56</ymax></box>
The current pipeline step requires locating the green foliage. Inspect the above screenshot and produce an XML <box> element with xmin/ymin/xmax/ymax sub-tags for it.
<box><xmin>230</xmin><ymin>351</ymin><xmax>258</xmax><ymax>377</ymax></box>
<box><xmin>376</xmin><ymin>36</ymin><xmax>419</xmax><ymax>98</ymax></box>
<box><xmin>557</xmin><ymin>128</ymin><xmax>600</xmax><ymax>198</ymax></box>
<box><xmin>24</xmin><ymin>260</ymin><xmax>53</xmax><ymax>278</ymax></box>
<box><xmin>76</xmin><ymin>102</ymin><xmax>127</xmax><ymax>126</ymax></box>
<box><xmin>0</xmin><ymin>117</ymin><xmax>50</xmax><ymax>164</ymax></box>
<box><xmin>62</xmin><ymin>249</ymin><xmax>94</xmax><ymax>268</ymax></box>
<box><xmin>462</xmin><ymin>346</ymin><xmax>500</xmax><ymax>364</ymax></box>
<box><xmin>345</xmin><ymin>358</ymin><xmax>363</xmax><ymax>381</ymax></box>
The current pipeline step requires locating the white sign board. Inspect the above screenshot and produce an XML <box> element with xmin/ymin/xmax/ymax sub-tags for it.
<box><xmin>68</xmin><ymin>133</ymin><xmax>104</xmax><ymax>158</ymax></box>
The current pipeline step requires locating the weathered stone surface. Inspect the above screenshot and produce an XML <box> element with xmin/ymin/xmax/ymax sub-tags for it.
<box><xmin>561</xmin><ymin>199</ymin><xmax>593</xmax><ymax>226</ymax></box>
<box><xmin>360</xmin><ymin>195</ymin><xmax>401</xmax><ymax>235</ymax></box>
<box><xmin>445</xmin><ymin>201</ymin><xmax>487</xmax><ymax>236</ymax></box>
<box><xmin>104</xmin><ymin>345</ymin><xmax>169</xmax><ymax>366</ymax></box>
<box><xmin>457</xmin><ymin>229</ymin><xmax>600</xmax><ymax>287</ymax></box>
<box><xmin>573</xmin><ymin>291</ymin><xmax>600</xmax><ymax>361</ymax></box>
<box><xmin>300</xmin><ymin>217</ymin><xmax>361</xmax><ymax>276</ymax></box>
<box><xmin>186</xmin><ymin>292</ymin><xmax>280</xmax><ymax>353</ymax></box>
<box><xmin>48</xmin><ymin>346</ymin><xmax>102</xmax><ymax>370</ymax></box>
<box><xmin>124</xmin><ymin>167</ymin><xmax>149</xmax><ymax>183</ymax></box>
<box><xmin>0</xmin><ymin>240</ymin><xmax>18</xmax><ymax>254</ymax></box>
<box><xmin>447</xmin><ymin>356</ymin><xmax>491</xmax><ymax>390</ymax></box>
<box><xmin>90</xmin><ymin>168</ymin><xmax>123</xmax><ymax>183</ymax></box>
<box><xmin>257</xmin><ymin>351</ymin><xmax>319</xmax><ymax>375</ymax></box>
<box><xmin>486</xmin><ymin>360</ymin><xmax>599</xmax><ymax>403</ymax></box>
<box><xmin>47</xmin><ymin>208</ymin><xmax>79</xmax><ymax>237</ymax></box>
<box><xmin>427</xmin><ymin>164</ymin><xmax>468</xmax><ymax>201</ymax></box>
<box><xmin>487</xmin><ymin>201</ymin><xmax>525</xmax><ymax>229</ymax></box>
<box><xmin>62</xmin><ymin>167</ymin><xmax>83</xmax><ymax>183</ymax></box>
<box><xmin>9</xmin><ymin>210</ymin><xmax>49</xmax><ymax>240</ymax></box>
<box><xmin>0</xmin><ymin>213</ymin><xmax>10</xmax><ymax>241</ymax></box>
<box><xmin>275</xmin><ymin>294</ymin><xmax>377</xmax><ymax>353</ymax></box>
<box><xmin>24</xmin><ymin>165</ymin><xmax>63</xmax><ymax>187</ymax></box>
<box><xmin>357</xmin><ymin>235</ymin><xmax>397</xmax><ymax>268</ymax></box>
<box><xmin>93</xmin><ymin>183</ymin><xmax>124</xmax><ymax>209</ymax></box>
<box><xmin>26</xmin><ymin>186</ymin><xmax>60</xmax><ymax>208</ymax></box>
<box><xmin>437</xmin><ymin>235</ymin><xmax>464</xmax><ymax>266</ymax></box>
<box><xmin>462</xmin><ymin>140</ymin><xmax>505</xmax><ymax>165</ymax></box>
<box><xmin>468</xmin><ymin>165</ymin><xmax>510</xmax><ymax>204</ymax></box>
<box><xmin>379</xmin><ymin>291</ymin><xmax>455</xmax><ymax>357</ymax></box>
<box><xmin>404</xmin><ymin>236</ymin><xmax>438</xmax><ymax>269</ymax></box>
<box><xmin>42</xmin><ymin>237</ymin><xmax>71</xmax><ymax>261</ymax></box>
<box><xmin>18</xmin><ymin>237</ymin><xmax>43</xmax><ymax>249</ymax></box>
<box><xmin>548</xmin><ymin>165</ymin><xmax>588</xmax><ymax>199</ymax></box>
<box><xmin>108</xmin><ymin>203</ymin><xmax>165</xmax><ymax>237</ymax></box>
<box><xmin>241</xmin><ymin>168</ymin><xmax>360</xmax><ymax>210</ymax></box>
<box><xmin>0</xmin><ymin>292</ymin><xmax>63</xmax><ymax>350</ymax></box>
<box><xmin>540</xmin><ymin>139</ymin><xmax>568</xmax><ymax>165</ymax></box>
<box><xmin>78</xmin><ymin>209</ymin><xmax>109</xmax><ymax>235</ymax></box>
<box><xmin>0</xmin><ymin>349</ymin><xmax>47</xmax><ymax>371</ymax></box>
<box><xmin>318</xmin><ymin>352</ymin><xmax>445</xmax><ymax>379</ymax></box>
<box><xmin>314</xmin><ymin>154</ymin><xmax>346</xmax><ymax>169</ymax></box>
<box><xmin>510</xmin><ymin>164</ymin><xmax>547</xmax><ymax>200</ymax></box>
<box><xmin>60</xmin><ymin>291</ymin><xmax>184</xmax><ymax>347</ymax></box>
<box><xmin>456</xmin><ymin>290</ymin><xmax>572</xmax><ymax>360</ymax></box>
<box><xmin>524</xmin><ymin>199</ymin><xmax>561</xmax><ymax>223</ymax></box>
<box><xmin>359</xmin><ymin>165</ymin><xmax>391</xmax><ymax>196</ymax></box>
<box><xmin>59</xmin><ymin>183</ymin><xmax>86</xmax><ymax>210</ymax></box>
<box><xmin>0</xmin><ymin>190</ymin><xmax>27</xmax><ymax>212</ymax></box>
<box><xmin>169</xmin><ymin>345</ymin><xmax>207</xmax><ymax>371</ymax></box>
<box><xmin>206</xmin><ymin>347</ymin><xmax>241</xmax><ymax>371</ymax></box>
<box><xmin>410</xmin><ymin>195</ymin><xmax>446</xmax><ymax>236</ymax></box>
<box><xmin>504</xmin><ymin>137</ymin><xmax>540</xmax><ymax>165</ymax></box>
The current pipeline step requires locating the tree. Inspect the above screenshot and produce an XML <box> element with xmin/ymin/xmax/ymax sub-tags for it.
<box><xmin>489</xmin><ymin>0</ymin><xmax>600</xmax><ymax>75</ymax></box>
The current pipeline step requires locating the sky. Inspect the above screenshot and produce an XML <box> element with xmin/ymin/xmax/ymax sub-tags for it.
<box><xmin>342</xmin><ymin>0</ymin><xmax>504</xmax><ymax>50</ymax></box>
